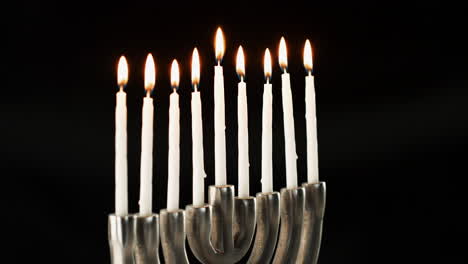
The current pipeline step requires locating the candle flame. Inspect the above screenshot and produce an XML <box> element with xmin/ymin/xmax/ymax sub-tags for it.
<box><xmin>304</xmin><ymin>39</ymin><xmax>313</xmax><ymax>72</ymax></box>
<box><xmin>171</xmin><ymin>59</ymin><xmax>180</xmax><ymax>89</ymax></box>
<box><xmin>117</xmin><ymin>56</ymin><xmax>128</xmax><ymax>87</ymax></box>
<box><xmin>279</xmin><ymin>37</ymin><xmax>288</xmax><ymax>71</ymax></box>
<box><xmin>236</xmin><ymin>46</ymin><xmax>245</xmax><ymax>78</ymax></box>
<box><xmin>215</xmin><ymin>27</ymin><xmax>225</xmax><ymax>62</ymax></box>
<box><xmin>192</xmin><ymin>48</ymin><xmax>200</xmax><ymax>86</ymax></box>
<box><xmin>264</xmin><ymin>48</ymin><xmax>272</xmax><ymax>79</ymax></box>
<box><xmin>144</xmin><ymin>53</ymin><xmax>156</xmax><ymax>93</ymax></box>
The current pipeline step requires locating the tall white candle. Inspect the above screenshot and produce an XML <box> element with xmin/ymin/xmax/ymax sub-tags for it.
<box><xmin>236</xmin><ymin>46</ymin><xmax>249</xmax><ymax>198</ymax></box>
<box><xmin>279</xmin><ymin>37</ymin><xmax>298</xmax><ymax>188</ymax></box>
<box><xmin>261</xmin><ymin>49</ymin><xmax>273</xmax><ymax>193</ymax></box>
<box><xmin>214</xmin><ymin>28</ymin><xmax>227</xmax><ymax>186</ymax></box>
<box><xmin>191</xmin><ymin>48</ymin><xmax>206</xmax><ymax>207</ymax></box>
<box><xmin>167</xmin><ymin>59</ymin><xmax>180</xmax><ymax>211</ymax></box>
<box><xmin>115</xmin><ymin>56</ymin><xmax>128</xmax><ymax>216</ymax></box>
<box><xmin>304</xmin><ymin>40</ymin><xmax>319</xmax><ymax>184</ymax></box>
<box><xmin>139</xmin><ymin>54</ymin><xmax>155</xmax><ymax>215</ymax></box>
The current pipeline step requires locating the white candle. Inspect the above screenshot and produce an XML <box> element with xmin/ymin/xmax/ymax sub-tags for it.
<box><xmin>304</xmin><ymin>40</ymin><xmax>319</xmax><ymax>184</ymax></box>
<box><xmin>167</xmin><ymin>59</ymin><xmax>180</xmax><ymax>211</ymax></box>
<box><xmin>261</xmin><ymin>49</ymin><xmax>273</xmax><ymax>193</ymax></box>
<box><xmin>214</xmin><ymin>28</ymin><xmax>227</xmax><ymax>186</ymax></box>
<box><xmin>191</xmin><ymin>48</ymin><xmax>206</xmax><ymax>207</ymax></box>
<box><xmin>236</xmin><ymin>46</ymin><xmax>249</xmax><ymax>198</ymax></box>
<box><xmin>115</xmin><ymin>56</ymin><xmax>128</xmax><ymax>216</ymax></box>
<box><xmin>279</xmin><ymin>37</ymin><xmax>298</xmax><ymax>188</ymax></box>
<box><xmin>139</xmin><ymin>54</ymin><xmax>155</xmax><ymax>215</ymax></box>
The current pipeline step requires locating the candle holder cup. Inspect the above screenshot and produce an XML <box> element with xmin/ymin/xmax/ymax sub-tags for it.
<box><xmin>273</xmin><ymin>186</ymin><xmax>306</xmax><ymax>264</ymax></box>
<box><xmin>186</xmin><ymin>185</ymin><xmax>256</xmax><ymax>264</ymax></box>
<box><xmin>297</xmin><ymin>182</ymin><xmax>326</xmax><ymax>264</ymax></box>
<box><xmin>108</xmin><ymin>214</ymin><xmax>161</xmax><ymax>264</ymax></box>
<box><xmin>160</xmin><ymin>209</ymin><xmax>189</xmax><ymax>264</ymax></box>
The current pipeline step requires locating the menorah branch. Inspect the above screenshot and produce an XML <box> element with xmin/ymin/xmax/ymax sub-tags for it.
<box><xmin>160</xmin><ymin>209</ymin><xmax>189</xmax><ymax>264</ymax></box>
<box><xmin>133</xmin><ymin>214</ymin><xmax>160</xmax><ymax>264</ymax></box>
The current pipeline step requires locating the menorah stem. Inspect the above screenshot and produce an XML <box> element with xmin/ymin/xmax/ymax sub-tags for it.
<box><xmin>133</xmin><ymin>214</ymin><xmax>160</xmax><ymax>264</ymax></box>
<box><xmin>297</xmin><ymin>182</ymin><xmax>326</xmax><ymax>264</ymax></box>
<box><xmin>160</xmin><ymin>209</ymin><xmax>189</xmax><ymax>264</ymax></box>
<box><xmin>247</xmin><ymin>192</ymin><xmax>280</xmax><ymax>264</ymax></box>
<box><xmin>273</xmin><ymin>187</ymin><xmax>305</xmax><ymax>264</ymax></box>
<box><xmin>108</xmin><ymin>215</ymin><xmax>135</xmax><ymax>264</ymax></box>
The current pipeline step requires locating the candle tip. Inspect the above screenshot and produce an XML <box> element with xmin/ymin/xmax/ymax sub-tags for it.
<box><xmin>144</xmin><ymin>53</ymin><xmax>156</xmax><ymax>93</ymax></box>
<box><xmin>171</xmin><ymin>59</ymin><xmax>180</xmax><ymax>90</ymax></box>
<box><xmin>279</xmin><ymin>37</ymin><xmax>288</xmax><ymax>71</ymax></box>
<box><xmin>304</xmin><ymin>39</ymin><xmax>313</xmax><ymax>72</ymax></box>
<box><xmin>117</xmin><ymin>56</ymin><xmax>128</xmax><ymax>87</ymax></box>
<box><xmin>215</xmin><ymin>27</ymin><xmax>225</xmax><ymax>62</ymax></box>
<box><xmin>192</xmin><ymin>48</ymin><xmax>200</xmax><ymax>86</ymax></box>
<box><xmin>236</xmin><ymin>45</ymin><xmax>245</xmax><ymax>78</ymax></box>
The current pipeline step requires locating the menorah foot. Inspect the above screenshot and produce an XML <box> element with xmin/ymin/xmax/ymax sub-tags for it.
<box><xmin>108</xmin><ymin>214</ymin><xmax>135</xmax><ymax>264</ymax></box>
<box><xmin>133</xmin><ymin>214</ymin><xmax>160</xmax><ymax>264</ymax></box>
<box><xmin>297</xmin><ymin>182</ymin><xmax>326</xmax><ymax>264</ymax></box>
<box><xmin>273</xmin><ymin>187</ymin><xmax>305</xmax><ymax>264</ymax></box>
<box><xmin>160</xmin><ymin>209</ymin><xmax>189</xmax><ymax>264</ymax></box>
<box><xmin>247</xmin><ymin>192</ymin><xmax>280</xmax><ymax>264</ymax></box>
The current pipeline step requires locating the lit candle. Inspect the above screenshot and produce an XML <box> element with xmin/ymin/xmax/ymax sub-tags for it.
<box><xmin>167</xmin><ymin>59</ymin><xmax>180</xmax><ymax>211</ymax></box>
<box><xmin>236</xmin><ymin>46</ymin><xmax>249</xmax><ymax>198</ymax></box>
<box><xmin>304</xmin><ymin>40</ymin><xmax>319</xmax><ymax>183</ymax></box>
<box><xmin>214</xmin><ymin>27</ymin><xmax>227</xmax><ymax>186</ymax></box>
<box><xmin>191</xmin><ymin>48</ymin><xmax>206</xmax><ymax>207</ymax></box>
<box><xmin>279</xmin><ymin>37</ymin><xmax>298</xmax><ymax>188</ymax></box>
<box><xmin>139</xmin><ymin>54</ymin><xmax>155</xmax><ymax>215</ymax></box>
<box><xmin>261</xmin><ymin>49</ymin><xmax>273</xmax><ymax>193</ymax></box>
<box><xmin>115</xmin><ymin>56</ymin><xmax>128</xmax><ymax>216</ymax></box>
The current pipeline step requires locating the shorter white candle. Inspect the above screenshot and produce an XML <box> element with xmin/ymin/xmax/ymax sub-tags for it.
<box><xmin>191</xmin><ymin>48</ymin><xmax>206</xmax><ymax>207</ymax></box>
<box><xmin>115</xmin><ymin>56</ymin><xmax>128</xmax><ymax>216</ymax></box>
<box><xmin>261</xmin><ymin>49</ymin><xmax>274</xmax><ymax>193</ymax></box>
<box><xmin>167</xmin><ymin>59</ymin><xmax>180</xmax><ymax>211</ymax></box>
<box><xmin>304</xmin><ymin>40</ymin><xmax>319</xmax><ymax>184</ymax></box>
<box><xmin>236</xmin><ymin>46</ymin><xmax>249</xmax><ymax>198</ymax></box>
<box><xmin>139</xmin><ymin>54</ymin><xmax>155</xmax><ymax>215</ymax></box>
<box><xmin>279</xmin><ymin>37</ymin><xmax>298</xmax><ymax>188</ymax></box>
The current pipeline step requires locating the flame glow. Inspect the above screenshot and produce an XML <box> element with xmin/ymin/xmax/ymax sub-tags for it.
<box><xmin>264</xmin><ymin>48</ymin><xmax>272</xmax><ymax>79</ymax></box>
<box><xmin>215</xmin><ymin>27</ymin><xmax>225</xmax><ymax>62</ymax></box>
<box><xmin>117</xmin><ymin>56</ymin><xmax>128</xmax><ymax>87</ymax></box>
<box><xmin>236</xmin><ymin>46</ymin><xmax>245</xmax><ymax>77</ymax></box>
<box><xmin>171</xmin><ymin>59</ymin><xmax>180</xmax><ymax>88</ymax></box>
<box><xmin>192</xmin><ymin>48</ymin><xmax>200</xmax><ymax>86</ymax></box>
<box><xmin>144</xmin><ymin>54</ymin><xmax>155</xmax><ymax>92</ymax></box>
<box><xmin>279</xmin><ymin>37</ymin><xmax>288</xmax><ymax>70</ymax></box>
<box><xmin>304</xmin><ymin>39</ymin><xmax>313</xmax><ymax>72</ymax></box>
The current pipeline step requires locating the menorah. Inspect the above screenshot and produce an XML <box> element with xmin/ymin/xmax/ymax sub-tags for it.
<box><xmin>108</xmin><ymin>181</ymin><xmax>325</xmax><ymax>264</ymax></box>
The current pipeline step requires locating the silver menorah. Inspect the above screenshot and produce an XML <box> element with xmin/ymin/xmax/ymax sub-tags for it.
<box><xmin>108</xmin><ymin>181</ymin><xmax>325</xmax><ymax>264</ymax></box>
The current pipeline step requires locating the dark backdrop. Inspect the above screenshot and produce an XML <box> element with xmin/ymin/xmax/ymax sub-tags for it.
<box><xmin>4</xmin><ymin>1</ymin><xmax>467</xmax><ymax>263</ymax></box>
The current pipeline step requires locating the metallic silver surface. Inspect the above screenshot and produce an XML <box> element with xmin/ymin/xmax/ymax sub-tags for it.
<box><xmin>273</xmin><ymin>187</ymin><xmax>306</xmax><ymax>264</ymax></box>
<box><xmin>160</xmin><ymin>209</ymin><xmax>189</xmax><ymax>264</ymax></box>
<box><xmin>185</xmin><ymin>185</ymin><xmax>256</xmax><ymax>264</ymax></box>
<box><xmin>297</xmin><ymin>182</ymin><xmax>326</xmax><ymax>264</ymax></box>
<box><xmin>132</xmin><ymin>214</ymin><xmax>160</xmax><ymax>264</ymax></box>
<box><xmin>247</xmin><ymin>192</ymin><xmax>280</xmax><ymax>264</ymax></box>
<box><xmin>108</xmin><ymin>214</ymin><xmax>160</xmax><ymax>264</ymax></box>
<box><xmin>108</xmin><ymin>214</ymin><xmax>135</xmax><ymax>264</ymax></box>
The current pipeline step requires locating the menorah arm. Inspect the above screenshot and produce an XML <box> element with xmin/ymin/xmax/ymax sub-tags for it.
<box><xmin>160</xmin><ymin>209</ymin><xmax>189</xmax><ymax>264</ymax></box>
<box><xmin>232</xmin><ymin>196</ymin><xmax>256</xmax><ymax>259</ymax></box>
<box><xmin>247</xmin><ymin>192</ymin><xmax>280</xmax><ymax>264</ymax></box>
<box><xmin>133</xmin><ymin>214</ymin><xmax>160</xmax><ymax>264</ymax></box>
<box><xmin>186</xmin><ymin>204</ymin><xmax>227</xmax><ymax>263</ymax></box>
<box><xmin>108</xmin><ymin>214</ymin><xmax>135</xmax><ymax>264</ymax></box>
<box><xmin>273</xmin><ymin>187</ymin><xmax>305</xmax><ymax>264</ymax></box>
<box><xmin>297</xmin><ymin>182</ymin><xmax>326</xmax><ymax>264</ymax></box>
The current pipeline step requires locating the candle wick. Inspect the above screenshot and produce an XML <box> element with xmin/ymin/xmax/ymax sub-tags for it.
<box><xmin>266</xmin><ymin>78</ymin><xmax>270</xmax><ymax>84</ymax></box>
<box><xmin>146</xmin><ymin>90</ymin><xmax>151</xmax><ymax>98</ymax></box>
<box><xmin>241</xmin><ymin>76</ymin><xmax>244</xmax><ymax>82</ymax></box>
<box><xmin>193</xmin><ymin>84</ymin><xmax>198</xmax><ymax>92</ymax></box>
<box><xmin>217</xmin><ymin>60</ymin><xmax>221</xmax><ymax>66</ymax></box>
<box><xmin>119</xmin><ymin>85</ymin><xmax>124</xmax><ymax>92</ymax></box>
<box><xmin>308</xmin><ymin>71</ymin><xmax>312</xmax><ymax>77</ymax></box>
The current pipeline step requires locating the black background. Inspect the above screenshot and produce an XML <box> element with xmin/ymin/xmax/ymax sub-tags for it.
<box><xmin>4</xmin><ymin>1</ymin><xmax>468</xmax><ymax>263</ymax></box>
